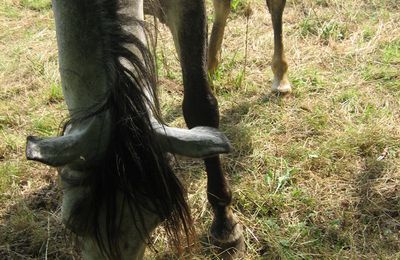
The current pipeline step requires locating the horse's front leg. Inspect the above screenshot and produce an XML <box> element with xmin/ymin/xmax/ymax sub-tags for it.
<box><xmin>266</xmin><ymin>0</ymin><xmax>291</xmax><ymax>93</ymax></box>
<box><xmin>160</xmin><ymin>0</ymin><xmax>244</xmax><ymax>257</ymax></box>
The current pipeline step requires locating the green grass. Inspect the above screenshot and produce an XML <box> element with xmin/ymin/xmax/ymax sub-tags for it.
<box><xmin>21</xmin><ymin>0</ymin><xmax>51</xmax><ymax>11</ymax></box>
<box><xmin>1</xmin><ymin>0</ymin><xmax>400</xmax><ymax>259</ymax></box>
<box><xmin>47</xmin><ymin>82</ymin><xmax>63</xmax><ymax>103</ymax></box>
<box><xmin>231</xmin><ymin>0</ymin><xmax>250</xmax><ymax>16</ymax></box>
<box><xmin>362</xmin><ymin>41</ymin><xmax>400</xmax><ymax>95</ymax></box>
<box><xmin>0</xmin><ymin>4</ymin><xmax>21</xmax><ymax>18</ymax></box>
<box><xmin>382</xmin><ymin>41</ymin><xmax>400</xmax><ymax>64</ymax></box>
<box><xmin>299</xmin><ymin>16</ymin><xmax>348</xmax><ymax>43</ymax></box>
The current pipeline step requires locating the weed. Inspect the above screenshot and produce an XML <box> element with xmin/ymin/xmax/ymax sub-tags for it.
<box><xmin>231</xmin><ymin>0</ymin><xmax>248</xmax><ymax>15</ymax></box>
<box><xmin>47</xmin><ymin>82</ymin><xmax>63</xmax><ymax>103</ymax></box>
<box><xmin>264</xmin><ymin>160</ymin><xmax>297</xmax><ymax>194</ymax></box>
<box><xmin>299</xmin><ymin>17</ymin><xmax>319</xmax><ymax>37</ymax></box>
<box><xmin>320</xmin><ymin>20</ymin><xmax>347</xmax><ymax>42</ymax></box>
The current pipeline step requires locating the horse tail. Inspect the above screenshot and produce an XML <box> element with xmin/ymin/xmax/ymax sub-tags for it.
<box><xmin>64</xmin><ymin>0</ymin><xmax>194</xmax><ymax>258</ymax></box>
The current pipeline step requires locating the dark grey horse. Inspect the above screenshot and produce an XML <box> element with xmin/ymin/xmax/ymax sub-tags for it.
<box><xmin>26</xmin><ymin>0</ymin><xmax>237</xmax><ymax>259</ymax></box>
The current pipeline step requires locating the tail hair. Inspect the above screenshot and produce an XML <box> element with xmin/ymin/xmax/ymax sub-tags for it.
<box><xmin>63</xmin><ymin>0</ymin><xmax>194</xmax><ymax>258</ymax></box>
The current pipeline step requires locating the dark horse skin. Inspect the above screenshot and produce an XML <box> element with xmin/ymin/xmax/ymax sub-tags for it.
<box><xmin>144</xmin><ymin>0</ymin><xmax>291</xmax><ymax>257</ymax></box>
<box><xmin>144</xmin><ymin>0</ymin><xmax>245</xmax><ymax>258</ymax></box>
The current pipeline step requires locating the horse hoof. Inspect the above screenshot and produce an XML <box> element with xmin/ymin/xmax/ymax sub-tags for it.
<box><xmin>211</xmin><ymin>234</ymin><xmax>245</xmax><ymax>259</ymax></box>
<box><xmin>210</xmin><ymin>215</ymin><xmax>245</xmax><ymax>259</ymax></box>
<box><xmin>272</xmin><ymin>79</ymin><xmax>291</xmax><ymax>94</ymax></box>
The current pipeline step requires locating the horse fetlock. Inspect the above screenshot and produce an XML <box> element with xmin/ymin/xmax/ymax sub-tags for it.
<box><xmin>271</xmin><ymin>59</ymin><xmax>291</xmax><ymax>93</ymax></box>
<box><xmin>271</xmin><ymin>57</ymin><xmax>288</xmax><ymax>74</ymax></box>
<box><xmin>208</xmin><ymin>188</ymin><xmax>232</xmax><ymax>207</ymax></box>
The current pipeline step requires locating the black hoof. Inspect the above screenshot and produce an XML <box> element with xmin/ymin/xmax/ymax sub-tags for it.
<box><xmin>211</xmin><ymin>234</ymin><xmax>245</xmax><ymax>260</ymax></box>
<box><xmin>209</xmin><ymin>215</ymin><xmax>245</xmax><ymax>259</ymax></box>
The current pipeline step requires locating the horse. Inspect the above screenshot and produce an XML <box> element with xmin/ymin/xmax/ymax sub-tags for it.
<box><xmin>26</xmin><ymin>0</ymin><xmax>243</xmax><ymax>259</ymax></box>
<box><xmin>211</xmin><ymin>0</ymin><xmax>291</xmax><ymax>93</ymax></box>
<box><xmin>144</xmin><ymin>0</ymin><xmax>291</xmax><ymax>94</ymax></box>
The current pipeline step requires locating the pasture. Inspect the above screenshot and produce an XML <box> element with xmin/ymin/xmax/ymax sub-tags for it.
<box><xmin>1</xmin><ymin>0</ymin><xmax>399</xmax><ymax>258</ymax></box>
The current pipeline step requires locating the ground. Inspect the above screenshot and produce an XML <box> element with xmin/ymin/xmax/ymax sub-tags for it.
<box><xmin>0</xmin><ymin>0</ymin><xmax>399</xmax><ymax>259</ymax></box>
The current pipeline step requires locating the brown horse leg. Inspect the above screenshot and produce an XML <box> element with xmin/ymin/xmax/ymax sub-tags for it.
<box><xmin>266</xmin><ymin>0</ymin><xmax>291</xmax><ymax>93</ymax></box>
<box><xmin>161</xmin><ymin>0</ymin><xmax>244</xmax><ymax>257</ymax></box>
<box><xmin>208</xmin><ymin>0</ymin><xmax>231</xmax><ymax>74</ymax></box>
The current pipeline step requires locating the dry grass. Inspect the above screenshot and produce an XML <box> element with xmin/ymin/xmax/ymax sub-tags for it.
<box><xmin>1</xmin><ymin>0</ymin><xmax>399</xmax><ymax>259</ymax></box>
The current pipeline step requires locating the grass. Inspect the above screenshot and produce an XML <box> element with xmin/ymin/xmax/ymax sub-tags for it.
<box><xmin>1</xmin><ymin>0</ymin><xmax>400</xmax><ymax>259</ymax></box>
<box><xmin>21</xmin><ymin>0</ymin><xmax>51</xmax><ymax>11</ymax></box>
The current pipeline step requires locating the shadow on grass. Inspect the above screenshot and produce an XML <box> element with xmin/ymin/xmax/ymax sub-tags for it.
<box><xmin>220</xmin><ymin>100</ymin><xmax>255</xmax><ymax>179</ymax></box>
<box><xmin>355</xmin><ymin>158</ymin><xmax>400</xmax><ymax>253</ymax></box>
<box><xmin>0</xmin><ymin>179</ymin><xmax>78</xmax><ymax>259</ymax></box>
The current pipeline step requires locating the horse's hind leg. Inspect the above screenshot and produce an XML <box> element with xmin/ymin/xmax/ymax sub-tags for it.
<box><xmin>160</xmin><ymin>0</ymin><xmax>244</xmax><ymax>257</ymax></box>
<box><xmin>266</xmin><ymin>0</ymin><xmax>291</xmax><ymax>93</ymax></box>
<box><xmin>208</xmin><ymin>0</ymin><xmax>231</xmax><ymax>74</ymax></box>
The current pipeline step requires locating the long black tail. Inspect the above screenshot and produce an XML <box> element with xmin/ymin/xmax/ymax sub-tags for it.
<box><xmin>64</xmin><ymin>0</ymin><xmax>194</xmax><ymax>258</ymax></box>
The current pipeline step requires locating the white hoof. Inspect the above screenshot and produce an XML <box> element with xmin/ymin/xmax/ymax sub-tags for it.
<box><xmin>272</xmin><ymin>78</ymin><xmax>292</xmax><ymax>93</ymax></box>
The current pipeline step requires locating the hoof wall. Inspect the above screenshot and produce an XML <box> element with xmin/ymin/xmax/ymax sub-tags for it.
<box><xmin>210</xmin><ymin>219</ymin><xmax>245</xmax><ymax>259</ymax></box>
<box><xmin>272</xmin><ymin>78</ymin><xmax>292</xmax><ymax>94</ymax></box>
<box><xmin>211</xmin><ymin>235</ymin><xmax>245</xmax><ymax>260</ymax></box>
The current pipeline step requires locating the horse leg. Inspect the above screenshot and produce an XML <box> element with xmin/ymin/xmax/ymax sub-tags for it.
<box><xmin>266</xmin><ymin>0</ymin><xmax>291</xmax><ymax>93</ymax></box>
<box><xmin>160</xmin><ymin>0</ymin><xmax>244</xmax><ymax>257</ymax></box>
<box><xmin>208</xmin><ymin>0</ymin><xmax>231</xmax><ymax>74</ymax></box>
